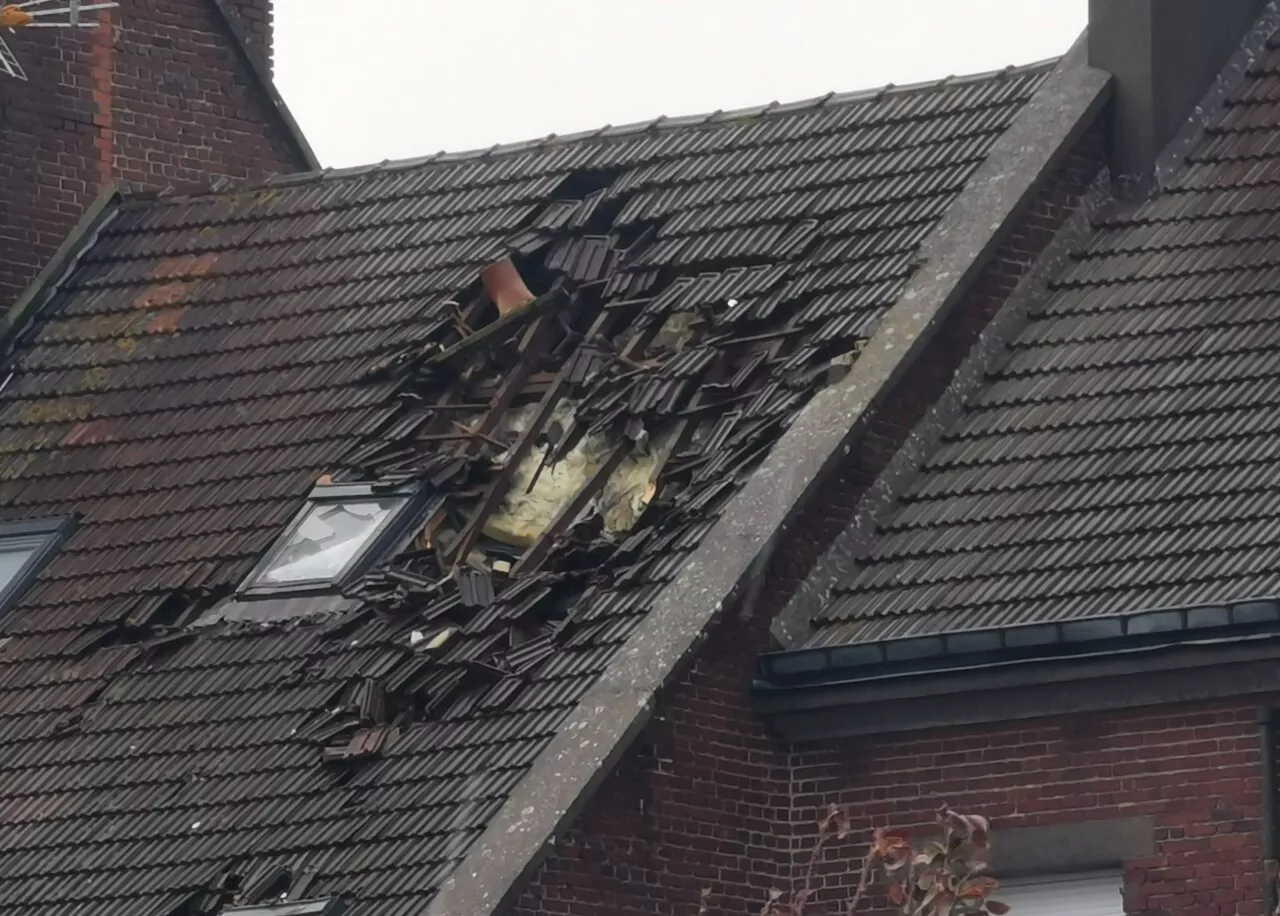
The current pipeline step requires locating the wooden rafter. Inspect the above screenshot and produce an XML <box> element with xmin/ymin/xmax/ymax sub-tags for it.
<box><xmin>445</xmin><ymin>298</ymin><xmax>634</xmax><ymax>569</ymax></box>
<box><xmin>424</xmin><ymin>283</ymin><xmax>571</xmax><ymax>373</ymax></box>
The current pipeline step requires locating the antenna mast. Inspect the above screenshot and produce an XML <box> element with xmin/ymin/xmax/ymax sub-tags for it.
<box><xmin>0</xmin><ymin>1</ymin><xmax>119</xmax><ymax>80</ymax></box>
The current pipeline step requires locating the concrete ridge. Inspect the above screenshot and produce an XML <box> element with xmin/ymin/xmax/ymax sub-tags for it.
<box><xmin>422</xmin><ymin>33</ymin><xmax>1111</xmax><ymax>916</ymax></box>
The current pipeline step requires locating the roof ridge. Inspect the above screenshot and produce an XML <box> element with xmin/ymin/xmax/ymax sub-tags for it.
<box><xmin>121</xmin><ymin>56</ymin><xmax>1060</xmax><ymax>209</ymax></box>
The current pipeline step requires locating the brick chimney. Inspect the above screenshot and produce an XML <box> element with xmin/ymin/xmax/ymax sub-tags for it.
<box><xmin>224</xmin><ymin>0</ymin><xmax>274</xmax><ymax>65</ymax></box>
<box><xmin>1088</xmin><ymin>0</ymin><xmax>1267</xmax><ymax>189</ymax></box>
<box><xmin>0</xmin><ymin>0</ymin><xmax>317</xmax><ymax>310</ymax></box>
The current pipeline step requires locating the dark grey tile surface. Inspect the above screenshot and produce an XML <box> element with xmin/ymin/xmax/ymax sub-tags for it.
<box><xmin>0</xmin><ymin>64</ymin><xmax>1048</xmax><ymax>916</ymax></box>
<box><xmin>814</xmin><ymin>37</ymin><xmax>1280</xmax><ymax>649</ymax></box>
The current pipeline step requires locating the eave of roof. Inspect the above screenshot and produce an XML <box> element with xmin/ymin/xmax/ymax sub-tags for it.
<box><xmin>204</xmin><ymin>0</ymin><xmax>321</xmax><ymax>173</ymax></box>
<box><xmin>753</xmin><ymin>618</ymin><xmax>1280</xmax><ymax>742</ymax></box>
<box><xmin>761</xmin><ymin>594</ymin><xmax>1280</xmax><ymax>684</ymax></box>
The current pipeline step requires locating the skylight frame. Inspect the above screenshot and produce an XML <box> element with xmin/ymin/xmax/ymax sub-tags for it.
<box><xmin>238</xmin><ymin>481</ymin><xmax>428</xmax><ymax>599</ymax></box>
<box><xmin>221</xmin><ymin>899</ymin><xmax>347</xmax><ymax>916</ymax></box>
<box><xmin>0</xmin><ymin>516</ymin><xmax>75</xmax><ymax>615</ymax></box>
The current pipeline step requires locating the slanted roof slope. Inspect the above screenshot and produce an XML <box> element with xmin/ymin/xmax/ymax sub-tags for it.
<box><xmin>812</xmin><ymin>28</ymin><xmax>1280</xmax><ymax>649</ymax></box>
<box><xmin>0</xmin><ymin>63</ymin><xmax>1049</xmax><ymax>916</ymax></box>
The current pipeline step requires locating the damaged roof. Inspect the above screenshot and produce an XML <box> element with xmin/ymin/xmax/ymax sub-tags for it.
<box><xmin>812</xmin><ymin>27</ymin><xmax>1280</xmax><ymax>649</ymax></box>
<box><xmin>0</xmin><ymin>64</ymin><xmax>1050</xmax><ymax>916</ymax></box>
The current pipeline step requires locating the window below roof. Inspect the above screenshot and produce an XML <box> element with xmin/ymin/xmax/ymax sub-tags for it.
<box><xmin>240</xmin><ymin>482</ymin><xmax>426</xmax><ymax>597</ymax></box>
<box><xmin>996</xmin><ymin>871</ymin><xmax>1124</xmax><ymax>916</ymax></box>
<box><xmin>0</xmin><ymin>518</ymin><xmax>73</xmax><ymax>614</ymax></box>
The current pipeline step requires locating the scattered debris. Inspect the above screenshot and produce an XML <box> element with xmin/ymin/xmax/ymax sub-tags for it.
<box><xmin>0</xmin><ymin>64</ymin><xmax>1052</xmax><ymax>913</ymax></box>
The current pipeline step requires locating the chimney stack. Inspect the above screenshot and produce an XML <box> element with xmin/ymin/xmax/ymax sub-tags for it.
<box><xmin>0</xmin><ymin>0</ymin><xmax>309</xmax><ymax>313</ymax></box>
<box><xmin>1088</xmin><ymin>0</ymin><xmax>1266</xmax><ymax>188</ymax></box>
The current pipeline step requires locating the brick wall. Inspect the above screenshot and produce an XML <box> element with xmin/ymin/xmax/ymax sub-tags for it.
<box><xmin>509</xmin><ymin>601</ymin><xmax>792</xmax><ymax>916</ymax></box>
<box><xmin>794</xmin><ymin>698</ymin><xmax>1268</xmax><ymax>916</ymax></box>
<box><xmin>507</xmin><ymin>123</ymin><xmax>1110</xmax><ymax>916</ymax></box>
<box><xmin>225</xmin><ymin>0</ymin><xmax>273</xmax><ymax>64</ymax></box>
<box><xmin>0</xmin><ymin>0</ymin><xmax>301</xmax><ymax>311</ymax></box>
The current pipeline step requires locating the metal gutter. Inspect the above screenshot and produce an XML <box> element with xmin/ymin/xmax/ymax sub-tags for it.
<box><xmin>763</xmin><ymin>596</ymin><xmax>1280</xmax><ymax>684</ymax></box>
<box><xmin>758</xmin><ymin>619</ymin><xmax>1280</xmax><ymax>699</ymax></box>
<box><xmin>1</xmin><ymin>185</ymin><xmax>120</xmax><ymax>363</ymax></box>
<box><xmin>754</xmin><ymin>630</ymin><xmax>1280</xmax><ymax>740</ymax></box>
<box><xmin>757</xmin><ymin>600</ymin><xmax>1280</xmax><ymax>739</ymax></box>
<box><xmin>204</xmin><ymin>0</ymin><xmax>321</xmax><ymax>172</ymax></box>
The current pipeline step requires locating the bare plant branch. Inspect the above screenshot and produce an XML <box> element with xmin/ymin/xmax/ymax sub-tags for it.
<box><xmin>757</xmin><ymin>802</ymin><xmax>1010</xmax><ymax>916</ymax></box>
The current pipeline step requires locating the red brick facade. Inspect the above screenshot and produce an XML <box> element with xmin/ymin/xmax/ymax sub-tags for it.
<box><xmin>226</xmin><ymin>0</ymin><xmax>273</xmax><ymax>62</ymax></box>
<box><xmin>0</xmin><ymin>0</ymin><xmax>304</xmax><ymax>310</ymax></box>
<box><xmin>797</xmin><ymin>699</ymin><xmax>1266</xmax><ymax>916</ymax></box>
<box><xmin>503</xmin><ymin>122</ymin><xmax>1243</xmax><ymax>916</ymax></box>
<box><xmin>510</xmin><ymin>586</ymin><xmax>793</xmax><ymax>916</ymax></box>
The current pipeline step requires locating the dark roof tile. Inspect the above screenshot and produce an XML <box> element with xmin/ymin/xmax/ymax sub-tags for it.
<box><xmin>813</xmin><ymin>34</ymin><xmax>1280</xmax><ymax>648</ymax></box>
<box><xmin>0</xmin><ymin>63</ymin><xmax>1050</xmax><ymax>915</ymax></box>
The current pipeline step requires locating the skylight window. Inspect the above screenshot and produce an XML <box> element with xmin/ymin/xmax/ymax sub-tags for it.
<box><xmin>222</xmin><ymin>899</ymin><xmax>347</xmax><ymax>916</ymax></box>
<box><xmin>241</xmin><ymin>482</ymin><xmax>425</xmax><ymax>597</ymax></box>
<box><xmin>0</xmin><ymin>518</ymin><xmax>74</xmax><ymax>614</ymax></box>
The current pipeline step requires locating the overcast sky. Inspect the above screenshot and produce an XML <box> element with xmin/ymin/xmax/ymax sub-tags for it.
<box><xmin>274</xmin><ymin>0</ymin><xmax>1088</xmax><ymax>169</ymax></box>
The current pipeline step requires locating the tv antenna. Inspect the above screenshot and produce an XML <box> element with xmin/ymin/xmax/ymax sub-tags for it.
<box><xmin>0</xmin><ymin>1</ymin><xmax>119</xmax><ymax>81</ymax></box>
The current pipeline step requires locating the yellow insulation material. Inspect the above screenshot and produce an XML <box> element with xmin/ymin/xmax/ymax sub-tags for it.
<box><xmin>480</xmin><ymin>401</ymin><xmax>673</xmax><ymax>547</ymax></box>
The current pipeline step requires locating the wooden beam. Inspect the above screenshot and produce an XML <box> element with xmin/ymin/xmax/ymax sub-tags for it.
<box><xmin>445</xmin><ymin>301</ymin><xmax>627</xmax><ymax>568</ymax></box>
<box><xmin>424</xmin><ymin>283</ymin><xmax>571</xmax><ymax>372</ymax></box>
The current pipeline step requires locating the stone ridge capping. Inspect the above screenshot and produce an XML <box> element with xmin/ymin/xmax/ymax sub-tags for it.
<box><xmin>422</xmin><ymin>35</ymin><xmax>1112</xmax><ymax>916</ymax></box>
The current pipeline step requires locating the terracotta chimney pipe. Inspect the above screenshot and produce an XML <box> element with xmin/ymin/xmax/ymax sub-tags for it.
<box><xmin>0</xmin><ymin>6</ymin><xmax>34</xmax><ymax>27</ymax></box>
<box><xmin>481</xmin><ymin>259</ymin><xmax>535</xmax><ymax>317</ymax></box>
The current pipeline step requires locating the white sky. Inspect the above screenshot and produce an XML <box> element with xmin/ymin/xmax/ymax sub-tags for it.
<box><xmin>274</xmin><ymin>0</ymin><xmax>1088</xmax><ymax>169</ymax></box>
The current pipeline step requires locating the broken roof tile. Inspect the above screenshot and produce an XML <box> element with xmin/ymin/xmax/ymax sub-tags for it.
<box><xmin>0</xmin><ymin>62</ymin><xmax>1051</xmax><ymax>916</ymax></box>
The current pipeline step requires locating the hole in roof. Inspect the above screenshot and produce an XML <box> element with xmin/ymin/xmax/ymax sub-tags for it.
<box><xmin>469</xmin><ymin>400</ymin><xmax>674</xmax><ymax>550</ymax></box>
<box><xmin>551</xmin><ymin>168</ymin><xmax>619</xmax><ymax>204</ymax></box>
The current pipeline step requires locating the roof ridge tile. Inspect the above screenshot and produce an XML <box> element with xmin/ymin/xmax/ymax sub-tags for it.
<box><xmin>119</xmin><ymin>58</ymin><xmax>1059</xmax><ymax>208</ymax></box>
